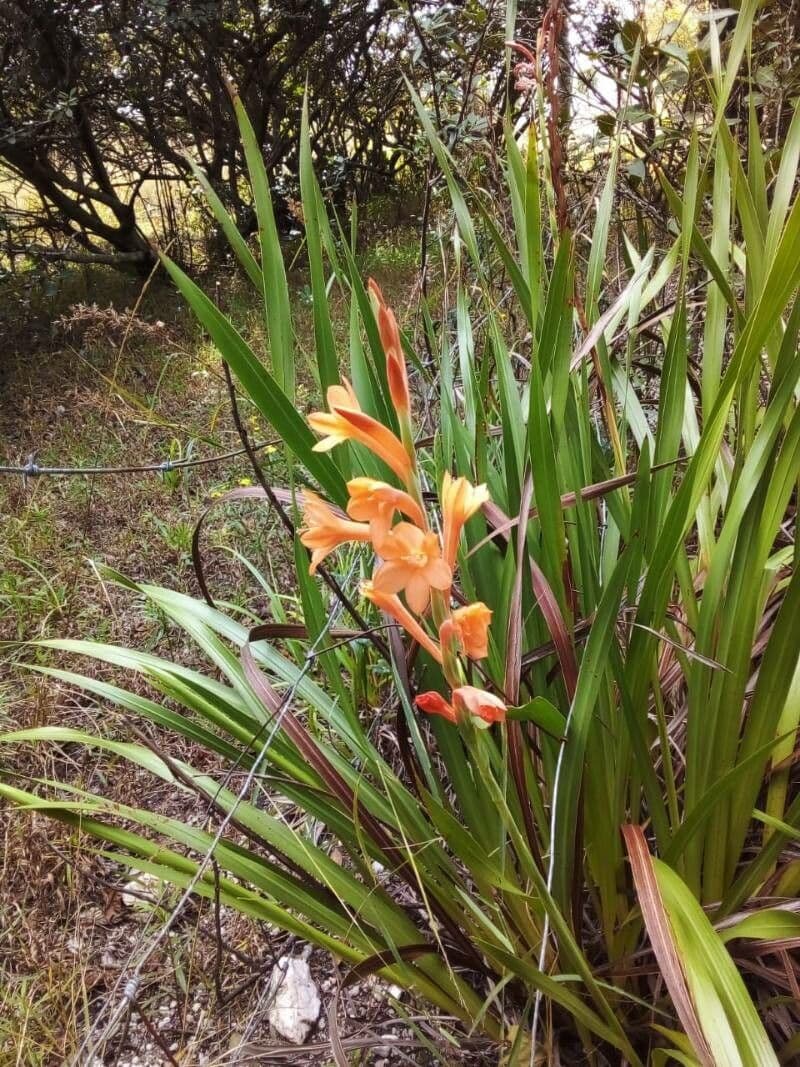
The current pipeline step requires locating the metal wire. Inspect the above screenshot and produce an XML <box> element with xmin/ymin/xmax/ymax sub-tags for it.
<box><xmin>0</xmin><ymin>438</ymin><xmax>280</xmax><ymax>478</ymax></box>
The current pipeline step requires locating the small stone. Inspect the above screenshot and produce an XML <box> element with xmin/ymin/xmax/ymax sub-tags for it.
<box><xmin>387</xmin><ymin>984</ymin><xmax>403</xmax><ymax>999</ymax></box>
<box><xmin>121</xmin><ymin>870</ymin><xmax>161</xmax><ymax>908</ymax></box>
<box><xmin>267</xmin><ymin>956</ymin><xmax>321</xmax><ymax>1045</ymax></box>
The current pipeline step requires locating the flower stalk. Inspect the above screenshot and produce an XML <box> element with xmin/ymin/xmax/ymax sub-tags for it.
<box><xmin>301</xmin><ymin>280</ymin><xmax>504</xmax><ymax>728</ymax></box>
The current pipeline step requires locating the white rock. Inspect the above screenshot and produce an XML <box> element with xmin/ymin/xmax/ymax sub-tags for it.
<box><xmin>267</xmin><ymin>956</ymin><xmax>321</xmax><ymax>1045</ymax></box>
<box><xmin>121</xmin><ymin>870</ymin><xmax>162</xmax><ymax>908</ymax></box>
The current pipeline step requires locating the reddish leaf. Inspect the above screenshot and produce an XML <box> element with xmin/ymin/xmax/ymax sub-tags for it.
<box><xmin>622</xmin><ymin>825</ymin><xmax>714</xmax><ymax>1066</ymax></box>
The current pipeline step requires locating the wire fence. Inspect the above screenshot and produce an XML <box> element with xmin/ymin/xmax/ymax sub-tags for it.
<box><xmin>75</xmin><ymin>563</ymin><xmax>356</xmax><ymax>1066</ymax></box>
<box><xmin>0</xmin><ymin>438</ymin><xmax>280</xmax><ymax>479</ymax></box>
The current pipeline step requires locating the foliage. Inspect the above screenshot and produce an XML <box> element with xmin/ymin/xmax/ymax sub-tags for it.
<box><xmin>0</xmin><ymin>0</ymin><xmax>518</xmax><ymax>274</ymax></box>
<box><xmin>3</xmin><ymin>2</ymin><xmax>800</xmax><ymax>1062</ymax></box>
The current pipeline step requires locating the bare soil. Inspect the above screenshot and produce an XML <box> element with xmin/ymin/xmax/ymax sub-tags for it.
<box><xmin>0</xmin><ymin>263</ymin><xmax>465</xmax><ymax>1066</ymax></box>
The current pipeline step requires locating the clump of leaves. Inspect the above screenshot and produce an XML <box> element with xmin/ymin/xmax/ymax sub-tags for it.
<box><xmin>4</xmin><ymin>5</ymin><xmax>800</xmax><ymax>1062</ymax></box>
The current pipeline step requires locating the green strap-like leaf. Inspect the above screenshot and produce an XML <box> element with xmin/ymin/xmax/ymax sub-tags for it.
<box><xmin>159</xmin><ymin>250</ymin><xmax>347</xmax><ymax>507</ymax></box>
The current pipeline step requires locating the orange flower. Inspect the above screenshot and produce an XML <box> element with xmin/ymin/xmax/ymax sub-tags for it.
<box><xmin>308</xmin><ymin>379</ymin><xmax>411</xmax><ymax>483</ymax></box>
<box><xmin>416</xmin><ymin>685</ymin><xmax>506</xmax><ymax>725</ymax></box>
<box><xmin>449</xmin><ymin>602</ymin><xmax>492</xmax><ymax>660</ymax></box>
<box><xmin>441</xmin><ymin>473</ymin><xmax>489</xmax><ymax>572</ymax></box>
<box><xmin>361</xmin><ymin>580</ymin><xmax>442</xmax><ymax>663</ymax></box>
<box><xmin>373</xmin><ymin>522</ymin><xmax>452</xmax><ymax>614</ymax></box>
<box><xmin>299</xmin><ymin>490</ymin><xmax>372</xmax><ymax>574</ymax></box>
<box><xmin>368</xmin><ymin>279</ymin><xmax>409</xmax><ymax>414</ymax></box>
<box><xmin>346</xmin><ymin>477</ymin><xmax>424</xmax><ymax>542</ymax></box>
<box><xmin>453</xmin><ymin>685</ymin><xmax>506</xmax><ymax>724</ymax></box>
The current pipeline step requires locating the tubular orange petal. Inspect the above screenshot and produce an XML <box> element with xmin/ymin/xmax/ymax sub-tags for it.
<box><xmin>452</xmin><ymin>685</ymin><xmax>507</xmax><ymax>724</ymax></box>
<box><xmin>450</xmin><ymin>602</ymin><xmax>493</xmax><ymax>660</ymax></box>
<box><xmin>372</xmin><ymin>559</ymin><xmax>413</xmax><ymax>596</ymax></box>
<box><xmin>373</xmin><ymin>523</ymin><xmax>451</xmax><ymax>613</ymax></box>
<box><xmin>361</xmin><ymin>580</ymin><xmax>442</xmax><ymax>663</ymax></box>
<box><xmin>441</xmin><ymin>473</ymin><xmax>490</xmax><ymax>571</ymax></box>
<box><xmin>335</xmin><ymin>407</ymin><xmax>411</xmax><ymax>482</ymax></box>
<box><xmin>327</xmin><ymin>380</ymin><xmax>361</xmax><ymax>409</ymax></box>
<box><xmin>415</xmin><ymin>691</ymin><xmax>457</xmax><ymax>724</ymax></box>
<box><xmin>299</xmin><ymin>490</ymin><xmax>372</xmax><ymax>574</ymax></box>
<box><xmin>346</xmin><ymin>478</ymin><xmax>425</xmax><ymax>528</ymax></box>
<box><xmin>405</xmin><ymin>573</ymin><xmax>431</xmax><ymax>614</ymax></box>
<box><xmin>307</xmin><ymin>410</ymin><xmax>351</xmax><ymax>449</ymax></box>
<box><xmin>425</xmin><ymin>557</ymin><xmax>453</xmax><ymax>589</ymax></box>
<box><xmin>308</xmin><ymin>378</ymin><xmax>411</xmax><ymax>482</ymax></box>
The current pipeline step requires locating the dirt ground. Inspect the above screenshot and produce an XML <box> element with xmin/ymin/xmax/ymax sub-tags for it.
<box><xmin>0</xmin><ymin>260</ymin><xmax>473</xmax><ymax>1066</ymax></box>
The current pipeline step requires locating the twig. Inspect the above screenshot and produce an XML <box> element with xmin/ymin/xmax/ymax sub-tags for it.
<box><xmin>132</xmin><ymin>997</ymin><xmax>181</xmax><ymax>1067</ymax></box>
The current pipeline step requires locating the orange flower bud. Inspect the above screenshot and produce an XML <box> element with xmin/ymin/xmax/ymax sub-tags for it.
<box><xmin>452</xmin><ymin>685</ymin><xmax>506</xmax><ymax>724</ymax></box>
<box><xmin>416</xmin><ymin>684</ymin><xmax>506</xmax><ymax>726</ymax></box>
<box><xmin>449</xmin><ymin>602</ymin><xmax>492</xmax><ymax>660</ymax></box>
<box><xmin>415</xmin><ymin>691</ymin><xmax>457</xmax><ymax>724</ymax></box>
<box><xmin>368</xmin><ymin>278</ymin><xmax>410</xmax><ymax>414</ymax></box>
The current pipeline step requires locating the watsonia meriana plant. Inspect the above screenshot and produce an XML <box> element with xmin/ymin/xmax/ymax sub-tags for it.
<box><xmin>3</xmin><ymin>6</ymin><xmax>800</xmax><ymax>1062</ymax></box>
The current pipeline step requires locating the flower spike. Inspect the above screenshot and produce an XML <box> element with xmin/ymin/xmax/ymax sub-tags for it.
<box><xmin>368</xmin><ymin>279</ymin><xmax>410</xmax><ymax>415</ymax></box>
